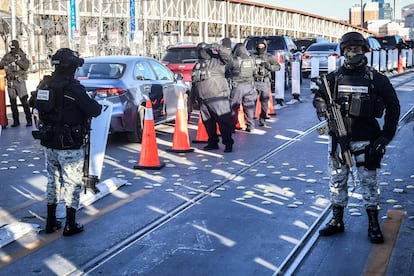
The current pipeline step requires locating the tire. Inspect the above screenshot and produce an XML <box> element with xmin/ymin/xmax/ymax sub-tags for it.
<box><xmin>127</xmin><ymin>105</ymin><xmax>145</xmax><ymax>143</ymax></box>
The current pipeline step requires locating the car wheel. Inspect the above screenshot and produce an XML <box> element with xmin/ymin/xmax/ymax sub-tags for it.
<box><xmin>302</xmin><ymin>72</ymin><xmax>310</xmax><ymax>79</ymax></box>
<box><xmin>127</xmin><ymin>105</ymin><xmax>145</xmax><ymax>143</ymax></box>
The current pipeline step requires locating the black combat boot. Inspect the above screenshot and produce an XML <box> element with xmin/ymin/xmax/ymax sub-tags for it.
<box><xmin>45</xmin><ymin>204</ymin><xmax>62</xmax><ymax>233</ymax></box>
<box><xmin>10</xmin><ymin>99</ymin><xmax>20</xmax><ymax>127</ymax></box>
<box><xmin>319</xmin><ymin>205</ymin><xmax>345</xmax><ymax>236</ymax></box>
<box><xmin>63</xmin><ymin>207</ymin><xmax>84</xmax><ymax>236</ymax></box>
<box><xmin>366</xmin><ymin>207</ymin><xmax>384</xmax><ymax>244</ymax></box>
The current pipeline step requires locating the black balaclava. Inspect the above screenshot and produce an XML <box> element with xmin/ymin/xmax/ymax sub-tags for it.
<box><xmin>9</xmin><ymin>40</ymin><xmax>20</xmax><ymax>53</ymax></box>
<box><xmin>343</xmin><ymin>46</ymin><xmax>367</xmax><ymax>70</ymax></box>
<box><xmin>256</xmin><ymin>40</ymin><xmax>267</xmax><ymax>55</ymax></box>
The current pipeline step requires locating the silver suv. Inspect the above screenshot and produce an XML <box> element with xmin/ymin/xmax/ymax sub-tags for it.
<box><xmin>244</xmin><ymin>35</ymin><xmax>302</xmax><ymax>89</ymax></box>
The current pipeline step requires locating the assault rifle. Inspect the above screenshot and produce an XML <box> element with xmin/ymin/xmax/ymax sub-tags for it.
<box><xmin>314</xmin><ymin>75</ymin><xmax>357</xmax><ymax>184</ymax></box>
<box><xmin>82</xmin><ymin>118</ymin><xmax>100</xmax><ymax>194</ymax></box>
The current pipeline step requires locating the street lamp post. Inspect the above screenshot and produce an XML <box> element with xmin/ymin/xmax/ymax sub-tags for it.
<box><xmin>360</xmin><ymin>0</ymin><xmax>364</xmax><ymax>28</ymax></box>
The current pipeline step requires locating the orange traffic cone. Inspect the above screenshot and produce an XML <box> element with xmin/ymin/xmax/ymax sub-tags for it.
<box><xmin>255</xmin><ymin>95</ymin><xmax>261</xmax><ymax>119</ymax></box>
<box><xmin>216</xmin><ymin>123</ymin><xmax>221</xmax><ymax>135</ymax></box>
<box><xmin>0</xmin><ymin>69</ymin><xmax>7</xmax><ymax>127</ymax></box>
<box><xmin>398</xmin><ymin>53</ymin><xmax>404</xmax><ymax>73</ymax></box>
<box><xmin>133</xmin><ymin>100</ymin><xmax>165</xmax><ymax>170</ymax></box>
<box><xmin>167</xmin><ymin>91</ymin><xmax>194</xmax><ymax>152</ymax></box>
<box><xmin>267</xmin><ymin>89</ymin><xmax>276</xmax><ymax>116</ymax></box>
<box><xmin>192</xmin><ymin>113</ymin><xmax>208</xmax><ymax>143</ymax></box>
<box><xmin>236</xmin><ymin>105</ymin><xmax>246</xmax><ymax>130</ymax></box>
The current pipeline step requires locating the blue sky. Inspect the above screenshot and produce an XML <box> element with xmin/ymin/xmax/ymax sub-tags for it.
<box><xmin>254</xmin><ymin>0</ymin><xmax>414</xmax><ymax>20</ymax></box>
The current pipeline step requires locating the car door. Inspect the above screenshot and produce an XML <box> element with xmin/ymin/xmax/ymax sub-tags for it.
<box><xmin>132</xmin><ymin>60</ymin><xmax>165</xmax><ymax>120</ymax></box>
<box><xmin>148</xmin><ymin>59</ymin><xmax>178</xmax><ymax>121</ymax></box>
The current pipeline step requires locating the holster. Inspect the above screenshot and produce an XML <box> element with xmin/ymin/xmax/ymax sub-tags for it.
<box><xmin>364</xmin><ymin>145</ymin><xmax>383</xmax><ymax>170</ymax></box>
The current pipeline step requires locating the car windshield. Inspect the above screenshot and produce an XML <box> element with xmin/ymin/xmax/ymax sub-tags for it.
<box><xmin>376</xmin><ymin>37</ymin><xmax>398</xmax><ymax>49</ymax></box>
<box><xmin>75</xmin><ymin>63</ymin><xmax>125</xmax><ymax>79</ymax></box>
<box><xmin>307</xmin><ymin>44</ymin><xmax>338</xmax><ymax>51</ymax></box>
<box><xmin>162</xmin><ymin>48</ymin><xmax>198</xmax><ymax>63</ymax></box>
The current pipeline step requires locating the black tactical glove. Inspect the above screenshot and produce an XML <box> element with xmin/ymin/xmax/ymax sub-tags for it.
<box><xmin>371</xmin><ymin>136</ymin><xmax>389</xmax><ymax>155</ymax></box>
<box><xmin>261</xmin><ymin>61</ymin><xmax>270</xmax><ymax>69</ymax></box>
<box><xmin>313</xmin><ymin>97</ymin><xmax>327</xmax><ymax>120</ymax></box>
<box><xmin>209</xmin><ymin>43</ymin><xmax>220</xmax><ymax>51</ymax></box>
<box><xmin>365</xmin><ymin>136</ymin><xmax>389</xmax><ymax>170</ymax></box>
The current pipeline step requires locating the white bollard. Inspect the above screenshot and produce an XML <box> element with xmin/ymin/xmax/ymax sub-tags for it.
<box><xmin>380</xmin><ymin>49</ymin><xmax>387</xmax><ymax>72</ymax></box>
<box><xmin>274</xmin><ymin>63</ymin><xmax>285</xmax><ymax>102</ymax></box>
<box><xmin>291</xmin><ymin>61</ymin><xmax>301</xmax><ymax>96</ymax></box>
<box><xmin>327</xmin><ymin>55</ymin><xmax>337</xmax><ymax>73</ymax></box>
<box><xmin>365</xmin><ymin>52</ymin><xmax>372</xmax><ymax>67</ymax></box>
<box><xmin>408</xmin><ymin>49</ymin><xmax>413</xmax><ymax>67</ymax></box>
<box><xmin>372</xmin><ymin>50</ymin><xmax>380</xmax><ymax>71</ymax></box>
<box><xmin>310</xmin><ymin>57</ymin><xmax>319</xmax><ymax>90</ymax></box>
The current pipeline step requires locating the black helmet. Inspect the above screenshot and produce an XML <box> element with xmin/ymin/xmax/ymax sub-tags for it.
<box><xmin>9</xmin><ymin>40</ymin><xmax>20</xmax><ymax>49</ymax></box>
<box><xmin>340</xmin><ymin>32</ymin><xmax>369</xmax><ymax>55</ymax></box>
<box><xmin>220</xmin><ymin>37</ymin><xmax>232</xmax><ymax>49</ymax></box>
<box><xmin>51</xmin><ymin>48</ymin><xmax>84</xmax><ymax>69</ymax></box>
<box><xmin>197</xmin><ymin>42</ymin><xmax>211</xmax><ymax>60</ymax></box>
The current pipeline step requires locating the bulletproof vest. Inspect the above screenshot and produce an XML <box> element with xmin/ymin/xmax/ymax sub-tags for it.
<box><xmin>336</xmin><ymin>68</ymin><xmax>384</xmax><ymax>118</ymax></box>
<box><xmin>192</xmin><ymin>61</ymin><xmax>210</xmax><ymax>82</ymax></box>
<box><xmin>34</xmin><ymin>76</ymin><xmax>64</xmax><ymax>123</ymax></box>
<box><xmin>233</xmin><ymin>56</ymin><xmax>254</xmax><ymax>82</ymax></box>
<box><xmin>253</xmin><ymin>54</ymin><xmax>269</xmax><ymax>79</ymax></box>
<box><xmin>33</xmin><ymin>76</ymin><xmax>87</xmax><ymax>149</ymax></box>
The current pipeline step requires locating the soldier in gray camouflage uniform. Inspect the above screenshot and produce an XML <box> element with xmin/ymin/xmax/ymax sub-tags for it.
<box><xmin>32</xmin><ymin>48</ymin><xmax>101</xmax><ymax>236</ymax></box>
<box><xmin>313</xmin><ymin>32</ymin><xmax>400</xmax><ymax>244</ymax></box>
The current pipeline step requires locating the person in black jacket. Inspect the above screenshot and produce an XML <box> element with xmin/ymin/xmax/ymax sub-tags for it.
<box><xmin>230</xmin><ymin>43</ymin><xmax>257</xmax><ymax>132</ymax></box>
<box><xmin>313</xmin><ymin>32</ymin><xmax>400</xmax><ymax>244</ymax></box>
<box><xmin>191</xmin><ymin>42</ymin><xmax>234</xmax><ymax>152</ymax></box>
<box><xmin>32</xmin><ymin>48</ymin><xmax>102</xmax><ymax>236</ymax></box>
<box><xmin>0</xmin><ymin>40</ymin><xmax>32</xmax><ymax>127</ymax></box>
<box><xmin>252</xmin><ymin>39</ymin><xmax>280</xmax><ymax>126</ymax></box>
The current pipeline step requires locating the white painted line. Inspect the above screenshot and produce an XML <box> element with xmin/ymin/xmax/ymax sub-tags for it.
<box><xmin>0</xmin><ymin>222</ymin><xmax>40</xmax><ymax>248</ymax></box>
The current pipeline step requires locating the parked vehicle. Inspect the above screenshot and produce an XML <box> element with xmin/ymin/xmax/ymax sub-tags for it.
<box><xmin>375</xmin><ymin>35</ymin><xmax>405</xmax><ymax>51</ymax></box>
<box><xmin>243</xmin><ymin>35</ymin><xmax>302</xmax><ymax>89</ymax></box>
<box><xmin>161</xmin><ymin>43</ymin><xmax>198</xmax><ymax>88</ymax></box>
<box><xmin>75</xmin><ymin>56</ymin><xmax>189</xmax><ymax>143</ymax></box>
<box><xmin>293</xmin><ymin>37</ymin><xmax>328</xmax><ymax>53</ymax></box>
<box><xmin>301</xmin><ymin>42</ymin><xmax>341</xmax><ymax>78</ymax></box>
<box><xmin>366</xmin><ymin>36</ymin><xmax>382</xmax><ymax>68</ymax></box>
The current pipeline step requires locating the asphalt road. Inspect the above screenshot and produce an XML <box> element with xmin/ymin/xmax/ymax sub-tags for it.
<box><xmin>0</xmin><ymin>73</ymin><xmax>413</xmax><ymax>276</ymax></box>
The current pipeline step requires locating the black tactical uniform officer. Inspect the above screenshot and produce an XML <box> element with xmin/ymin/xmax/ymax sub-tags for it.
<box><xmin>0</xmin><ymin>40</ymin><xmax>32</xmax><ymax>127</ymax></box>
<box><xmin>313</xmin><ymin>32</ymin><xmax>400</xmax><ymax>244</ymax></box>
<box><xmin>230</xmin><ymin>43</ymin><xmax>257</xmax><ymax>132</ymax></box>
<box><xmin>191</xmin><ymin>42</ymin><xmax>234</xmax><ymax>152</ymax></box>
<box><xmin>32</xmin><ymin>48</ymin><xmax>102</xmax><ymax>236</ymax></box>
<box><xmin>252</xmin><ymin>39</ymin><xmax>280</xmax><ymax>126</ymax></box>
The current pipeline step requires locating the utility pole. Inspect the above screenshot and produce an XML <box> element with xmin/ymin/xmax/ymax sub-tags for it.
<box><xmin>360</xmin><ymin>0</ymin><xmax>364</xmax><ymax>28</ymax></box>
<box><xmin>393</xmin><ymin>0</ymin><xmax>396</xmax><ymax>21</ymax></box>
<box><xmin>11</xmin><ymin>0</ymin><xmax>16</xmax><ymax>39</ymax></box>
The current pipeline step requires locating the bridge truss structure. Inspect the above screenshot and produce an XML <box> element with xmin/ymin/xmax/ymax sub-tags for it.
<box><xmin>1</xmin><ymin>0</ymin><xmax>372</xmax><ymax>67</ymax></box>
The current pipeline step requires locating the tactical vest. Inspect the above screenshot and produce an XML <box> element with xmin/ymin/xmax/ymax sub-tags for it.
<box><xmin>335</xmin><ymin>68</ymin><xmax>384</xmax><ymax>118</ymax></box>
<box><xmin>33</xmin><ymin>76</ymin><xmax>86</xmax><ymax>149</ymax></box>
<box><xmin>233</xmin><ymin>56</ymin><xmax>255</xmax><ymax>83</ymax></box>
<box><xmin>192</xmin><ymin>61</ymin><xmax>210</xmax><ymax>82</ymax></box>
<box><xmin>253</xmin><ymin>55</ymin><xmax>270</xmax><ymax>81</ymax></box>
